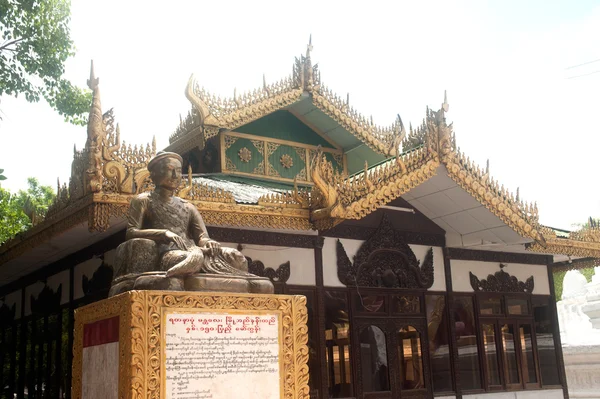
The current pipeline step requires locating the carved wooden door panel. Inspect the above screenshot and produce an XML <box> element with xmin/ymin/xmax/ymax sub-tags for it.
<box><xmin>353</xmin><ymin>319</ymin><xmax>431</xmax><ymax>399</ymax></box>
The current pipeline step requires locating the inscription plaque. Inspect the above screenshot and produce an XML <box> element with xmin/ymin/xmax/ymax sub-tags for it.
<box><xmin>164</xmin><ymin>310</ymin><xmax>281</xmax><ymax>399</ymax></box>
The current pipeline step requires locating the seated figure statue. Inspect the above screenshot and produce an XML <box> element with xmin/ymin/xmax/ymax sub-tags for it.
<box><xmin>109</xmin><ymin>151</ymin><xmax>273</xmax><ymax>296</ymax></box>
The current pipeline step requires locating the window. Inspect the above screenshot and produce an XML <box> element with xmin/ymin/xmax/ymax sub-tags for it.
<box><xmin>519</xmin><ymin>324</ymin><xmax>537</xmax><ymax>385</ymax></box>
<box><xmin>426</xmin><ymin>295</ymin><xmax>453</xmax><ymax>392</ymax></box>
<box><xmin>453</xmin><ymin>295</ymin><xmax>483</xmax><ymax>390</ymax></box>
<box><xmin>398</xmin><ymin>326</ymin><xmax>424</xmax><ymax>390</ymax></box>
<box><xmin>533</xmin><ymin>297</ymin><xmax>561</xmax><ymax>386</ymax></box>
<box><xmin>481</xmin><ymin>323</ymin><xmax>501</xmax><ymax>387</ymax></box>
<box><xmin>500</xmin><ymin>323</ymin><xmax>521</xmax><ymax>388</ymax></box>
<box><xmin>359</xmin><ymin>325</ymin><xmax>390</xmax><ymax>392</ymax></box>
<box><xmin>475</xmin><ymin>293</ymin><xmax>560</xmax><ymax>391</ymax></box>
<box><xmin>479</xmin><ymin>296</ymin><xmax>502</xmax><ymax>315</ymax></box>
<box><xmin>324</xmin><ymin>290</ymin><xmax>354</xmax><ymax>398</ymax></box>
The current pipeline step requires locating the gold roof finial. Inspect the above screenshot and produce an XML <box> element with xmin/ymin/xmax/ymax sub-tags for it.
<box><xmin>442</xmin><ymin>90</ymin><xmax>449</xmax><ymax>113</ymax></box>
<box><xmin>87</xmin><ymin>60</ymin><xmax>99</xmax><ymax>91</ymax></box>
<box><xmin>86</xmin><ymin>59</ymin><xmax>103</xmax><ymax>147</ymax></box>
<box><xmin>307</xmin><ymin>34</ymin><xmax>313</xmax><ymax>58</ymax></box>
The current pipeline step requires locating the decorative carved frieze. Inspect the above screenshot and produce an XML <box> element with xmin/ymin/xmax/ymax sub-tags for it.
<box><xmin>469</xmin><ymin>264</ymin><xmax>534</xmax><ymax>293</ymax></box>
<box><xmin>0</xmin><ymin>302</ymin><xmax>16</xmax><ymax>324</ymax></box>
<box><xmin>447</xmin><ymin>247</ymin><xmax>550</xmax><ymax>265</ymax></box>
<box><xmin>336</xmin><ymin>215</ymin><xmax>434</xmax><ymax>288</ymax></box>
<box><xmin>247</xmin><ymin>258</ymin><xmax>291</xmax><ymax>284</ymax></box>
<box><xmin>31</xmin><ymin>284</ymin><xmax>62</xmax><ymax>315</ymax></box>
<box><xmin>238</xmin><ymin>147</ymin><xmax>252</xmax><ymax>163</ymax></box>
<box><xmin>82</xmin><ymin>256</ymin><xmax>114</xmax><ymax>297</ymax></box>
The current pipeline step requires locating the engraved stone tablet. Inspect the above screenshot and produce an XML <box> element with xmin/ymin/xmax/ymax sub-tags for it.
<box><xmin>72</xmin><ymin>292</ymin><xmax>309</xmax><ymax>399</ymax></box>
<box><xmin>164</xmin><ymin>311</ymin><xmax>281</xmax><ymax>399</ymax></box>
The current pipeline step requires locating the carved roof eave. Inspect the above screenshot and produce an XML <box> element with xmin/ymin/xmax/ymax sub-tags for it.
<box><xmin>169</xmin><ymin>61</ymin><xmax>404</xmax><ymax>157</ymax></box>
<box><xmin>527</xmin><ymin>225</ymin><xmax>600</xmax><ymax>258</ymax></box>
<box><xmin>527</xmin><ymin>239</ymin><xmax>600</xmax><ymax>258</ymax></box>
<box><xmin>299</xmin><ymin>103</ymin><xmax>548</xmax><ymax>246</ymax></box>
<box><xmin>0</xmin><ymin>194</ymin><xmax>94</xmax><ymax>266</ymax></box>
<box><xmin>94</xmin><ymin>193</ymin><xmax>312</xmax><ymax>231</ymax></box>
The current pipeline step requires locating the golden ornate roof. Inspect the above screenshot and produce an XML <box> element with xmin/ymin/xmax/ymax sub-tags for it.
<box><xmin>528</xmin><ymin>223</ymin><xmax>600</xmax><ymax>258</ymax></box>
<box><xmin>2</xmin><ymin>48</ymin><xmax>598</xmax><ymax>266</ymax></box>
<box><xmin>168</xmin><ymin>39</ymin><xmax>404</xmax><ymax>157</ymax></box>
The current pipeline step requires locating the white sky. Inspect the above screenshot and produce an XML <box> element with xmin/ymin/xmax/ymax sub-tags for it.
<box><xmin>0</xmin><ymin>0</ymin><xmax>599</xmax><ymax>230</ymax></box>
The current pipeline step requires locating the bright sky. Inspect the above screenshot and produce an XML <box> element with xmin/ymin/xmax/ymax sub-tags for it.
<box><xmin>0</xmin><ymin>0</ymin><xmax>599</xmax><ymax>230</ymax></box>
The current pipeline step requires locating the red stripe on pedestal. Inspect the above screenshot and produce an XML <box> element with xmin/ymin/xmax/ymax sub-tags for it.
<box><xmin>83</xmin><ymin>316</ymin><xmax>119</xmax><ymax>348</ymax></box>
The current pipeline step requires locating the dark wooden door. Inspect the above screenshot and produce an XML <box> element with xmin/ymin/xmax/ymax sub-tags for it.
<box><xmin>353</xmin><ymin>318</ymin><xmax>431</xmax><ymax>399</ymax></box>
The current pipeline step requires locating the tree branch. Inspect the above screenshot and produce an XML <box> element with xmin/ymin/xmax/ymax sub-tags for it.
<box><xmin>0</xmin><ymin>38</ymin><xmax>24</xmax><ymax>52</ymax></box>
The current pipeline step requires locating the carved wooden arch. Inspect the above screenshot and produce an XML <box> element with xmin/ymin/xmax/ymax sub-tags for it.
<box><xmin>82</xmin><ymin>256</ymin><xmax>114</xmax><ymax>298</ymax></box>
<box><xmin>246</xmin><ymin>257</ymin><xmax>291</xmax><ymax>283</ymax></box>
<box><xmin>0</xmin><ymin>302</ymin><xmax>16</xmax><ymax>324</ymax></box>
<box><xmin>31</xmin><ymin>284</ymin><xmax>62</xmax><ymax>315</ymax></box>
<box><xmin>337</xmin><ymin>214</ymin><xmax>434</xmax><ymax>288</ymax></box>
<box><xmin>469</xmin><ymin>264</ymin><xmax>534</xmax><ymax>293</ymax></box>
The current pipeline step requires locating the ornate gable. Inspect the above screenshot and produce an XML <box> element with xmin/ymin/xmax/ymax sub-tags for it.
<box><xmin>336</xmin><ymin>215</ymin><xmax>434</xmax><ymax>288</ymax></box>
<box><xmin>469</xmin><ymin>264</ymin><xmax>534</xmax><ymax>294</ymax></box>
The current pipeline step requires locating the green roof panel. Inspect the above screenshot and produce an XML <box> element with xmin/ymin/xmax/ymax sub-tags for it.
<box><xmin>236</xmin><ymin>110</ymin><xmax>336</xmax><ymax>149</ymax></box>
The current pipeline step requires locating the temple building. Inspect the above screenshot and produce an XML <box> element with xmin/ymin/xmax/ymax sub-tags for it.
<box><xmin>1</xmin><ymin>42</ymin><xmax>600</xmax><ymax>399</ymax></box>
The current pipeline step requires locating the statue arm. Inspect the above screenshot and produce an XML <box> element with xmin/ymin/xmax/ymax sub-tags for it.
<box><xmin>125</xmin><ymin>196</ymin><xmax>168</xmax><ymax>241</ymax></box>
<box><xmin>189</xmin><ymin>205</ymin><xmax>214</xmax><ymax>247</ymax></box>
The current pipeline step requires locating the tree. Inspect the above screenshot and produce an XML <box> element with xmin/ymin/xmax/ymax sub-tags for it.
<box><xmin>0</xmin><ymin>0</ymin><xmax>92</xmax><ymax>125</ymax></box>
<box><xmin>0</xmin><ymin>168</ymin><xmax>6</xmax><ymax>180</ymax></box>
<box><xmin>0</xmin><ymin>177</ymin><xmax>55</xmax><ymax>244</ymax></box>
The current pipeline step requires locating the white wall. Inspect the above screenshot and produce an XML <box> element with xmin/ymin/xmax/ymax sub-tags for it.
<box><xmin>463</xmin><ymin>389</ymin><xmax>563</xmax><ymax>399</ymax></box>
<box><xmin>74</xmin><ymin>257</ymin><xmax>103</xmax><ymax>300</ymax></box>
<box><xmin>24</xmin><ymin>281</ymin><xmax>45</xmax><ymax>317</ymax></box>
<box><xmin>222</xmin><ymin>242</ymin><xmax>316</xmax><ymax>286</ymax></box>
<box><xmin>451</xmin><ymin>260</ymin><xmax>550</xmax><ymax>295</ymax></box>
<box><xmin>322</xmin><ymin>237</ymin><xmax>362</xmax><ymax>287</ymax></box>
<box><xmin>47</xmin><ymin>269</ymin><xmax>70</xmax><ymax>305</ymax></box>
<box><xmin>322</xmin><ymin>237</ymin><xmax>445</xmax><ymax>290</ymax></box>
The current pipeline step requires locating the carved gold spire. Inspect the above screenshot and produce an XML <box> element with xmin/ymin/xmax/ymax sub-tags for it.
<box><xmin>85</xmin><ymin>60</ymin><xmax>104</xmax><ymax>194</ymax></box>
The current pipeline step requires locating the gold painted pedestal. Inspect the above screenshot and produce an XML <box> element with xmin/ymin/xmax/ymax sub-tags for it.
<box><xmin>72</xmin><ymin>290</ymin><xmax>309</xmax><ymax>399</ymax></box>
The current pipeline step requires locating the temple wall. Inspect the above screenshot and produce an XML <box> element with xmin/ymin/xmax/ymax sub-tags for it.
<box><xmin>321</xmin><ymin>237</ymin><xmax>446</xmax><ymax>290</ymax></box>
<box><xmin>0</xmin><ymin>289</ymin><xmax>21</xmax><ymax>319</ymax></box>
<box><xmin>450</xmin><ymin>259</ymin><xmax>550</xmax><ymax>295</ymax></box>
<box><xmin>74</xmin><ymin>257</ymin><xmax>103</xmax><ymax>300</ymax></box>
<box><xmin>24</xmin><ymin>281</ymin><xmax>45</xmax><ymax>316</ymax></box>
<box><xmin>462</xmin><ymin>389</ymin><xmax>564</xmax><ymax>398</ymax></box>
<box><xmin>47</xmin><ymin>269</ymin><xmax>69</xmax><ymax>305</ymax></box>
<box><xmin>222</xmin><ymin>242</ymin><xmax>316</xmax><ymax>286</ymax></box>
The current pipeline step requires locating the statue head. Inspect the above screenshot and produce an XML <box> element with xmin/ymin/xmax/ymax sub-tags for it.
<box><xmin>148</xmin><ymin>151</ymin><xmax>184</xmax><ymax>191</ymax></box>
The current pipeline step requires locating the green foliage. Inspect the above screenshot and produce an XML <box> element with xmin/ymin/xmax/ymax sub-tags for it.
<box><xmin>0</xmin><ymin>177</ymin><xmax>55</xmax><ymax>244</ymax></box>
<box><xmin>553</xmin><ymin>266</ymin><xmax>595</xmax><ymax>301</ymax></box>
<box><xmin>0</xmin><ymin>168</ymin><xmax>6</xmax><ymax>180</ymax></box>
<box><xmin>0</xmin><ymin>0</ymin><xmax>92</xmax><ymax>125</ymax></box>
<box><xmin>553</xmin><ymin>270</ymin><xmax>567</xmax><ymax>300</ymax></box>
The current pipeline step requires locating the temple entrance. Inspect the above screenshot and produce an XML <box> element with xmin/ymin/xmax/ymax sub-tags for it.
<box><xmin>353</xmin><ymin>317</ymin><xmax>431</xmax><ymax>399</ymax></box>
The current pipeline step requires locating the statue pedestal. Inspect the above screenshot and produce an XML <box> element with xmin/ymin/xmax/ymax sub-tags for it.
<box><xmin>72</xmin><ymin>290</ymin><xmax>309</xmax><ymax>399</ymax></box>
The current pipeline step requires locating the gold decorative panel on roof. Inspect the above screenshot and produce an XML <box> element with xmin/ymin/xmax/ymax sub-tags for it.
<box><xmin>220</xmin><ymin>131</ymin><xmax>344</xmax><ymax>185</ymax></box>
<box><xmin>2</xmin><ymin>50</ymin><xmax>598</xmax><ymax>267</ymax></box>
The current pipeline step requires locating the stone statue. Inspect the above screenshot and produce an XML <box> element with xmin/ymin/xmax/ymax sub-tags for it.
<box><xmin>109</xmin><ymin>151</ymin><xmax>273</xmax><ymax>296</ymax></box>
